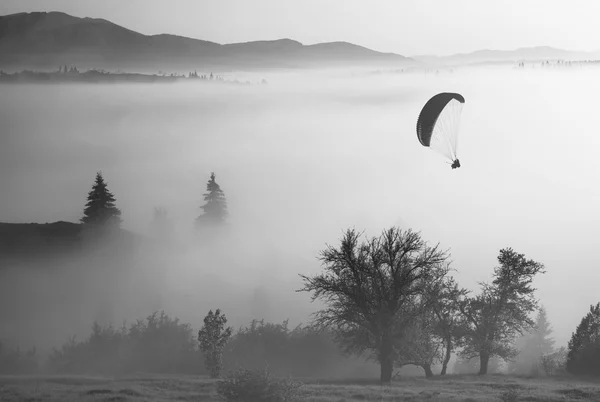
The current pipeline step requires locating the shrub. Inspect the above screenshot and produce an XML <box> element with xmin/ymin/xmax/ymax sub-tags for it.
<box><xmin>499</xmin><ymin>387</ymin><xmax>520</xmax><ymax>402</ymax></box>
<box><xmin>224</xmin><ymin>320</ymin><xmax>348</xmax><ymax>377</ymax></box>
<box><xmin>0</xmin><ymin>341</ymin><xmax>39</xmax><ymax>374</ymax></box>
<box><xmin>128</xmin><ymin>311</ymin><xmax>199</xmax><ymax>373</ymax></box>
<box><xmin>216</xmin><ymin>367</ymin><xmax>303</xmax><ymax>402</ymax></box>
<box><xmin>541</xmin><ymin>347</ymin><xmax>567</xmax><ymax>376</ymax></box>
<box><xmin>46</xmin><ymin>314</ymin><xmax>375</xmax><ymax>377</ymax></box>
<box><xmin>225</xmin><ymin>320</ymin><xmax>290</xmax><ymax>373</ymax></box>
<box><xmin>48</xmin><ymin>311</ymin><xmax>203</xmax><ymax>375</ymax></box>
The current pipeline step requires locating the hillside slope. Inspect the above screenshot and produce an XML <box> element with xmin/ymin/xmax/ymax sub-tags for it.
<box><xmin>0</xmin><ymin>11</ymin><xmax>413</xmax><ymax>71</ymax></box>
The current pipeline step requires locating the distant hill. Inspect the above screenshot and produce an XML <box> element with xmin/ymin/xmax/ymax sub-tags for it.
<box><xmin>0</xmin><ymin>221</ymin><xmax>142</xmax><ymax>264</ymax></box>
<box><xmin>0</xmin><ymin>11</ymin><xmax>413</xmax><ymax>72</ymax></box>
<box><xmin>413</xmin><ymin>46</ymin><xmax>600</xmax><ymax>66</ymax></box>
<box><xmin>0</xmin><ymin>221</ymin><xmax>82</xmax><ymax>261</ymax></box>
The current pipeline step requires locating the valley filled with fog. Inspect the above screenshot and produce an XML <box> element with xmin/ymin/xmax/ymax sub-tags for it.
<box><xmin>1</xmin><ymin>65</ymin><xmax>599</xmax><ymax>359</ymax></box>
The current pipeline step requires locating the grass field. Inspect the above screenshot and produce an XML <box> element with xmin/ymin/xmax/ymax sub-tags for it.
<box><xmin>2</xmin><ymin>373</ymin><xmax>600</xmax><ymax>401</ymax></box>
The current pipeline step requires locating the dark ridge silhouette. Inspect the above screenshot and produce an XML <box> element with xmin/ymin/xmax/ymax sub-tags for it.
<box><xmin>0</xmin><ymin>221</ymin><xmax>143</xmax><ymax>264</ymax></box>
<box><xmin>0</xmin><ymin>221</ymin><xmax>81</xmax><ymax>256</ymax></box>
<box><xmin>0</xmin><ymin>11</ymin><xmax>413</xmax><ymax>72</ymax></box>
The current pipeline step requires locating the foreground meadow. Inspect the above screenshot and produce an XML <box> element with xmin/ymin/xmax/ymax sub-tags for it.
<box><xmin>2</xmin><ymin>373</ymin><xmax>600</xmax><ymax>401</ymax></box>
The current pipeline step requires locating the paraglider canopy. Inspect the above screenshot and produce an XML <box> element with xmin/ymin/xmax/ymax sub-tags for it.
<box><xmin>416</xmin><ymin>92</ymin><xmax>465</xmax><ymax>168</ymax></box>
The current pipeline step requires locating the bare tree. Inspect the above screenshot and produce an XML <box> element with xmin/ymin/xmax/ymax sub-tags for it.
<box><xmin>298</xmin><ymin>227</ymin><xmax>450</xmax><ymax>383</ymax></box>
<box><xmin>458</xmin><ymin>248</ymin><xmax>545</xmax><ymax>375</ymax></box>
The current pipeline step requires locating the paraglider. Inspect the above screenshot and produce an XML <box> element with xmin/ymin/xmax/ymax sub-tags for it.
<box><xmin>416</xmin><ymin>92</ymin><xmax>465</xmax><ymax>169</ymax></box>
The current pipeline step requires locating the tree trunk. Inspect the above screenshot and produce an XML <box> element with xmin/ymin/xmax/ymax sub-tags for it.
<box><xmin>379</xmin><ymin>335</ymin><xmax>394</xmax><ymax>383</ymax></box>
<box><xmin>440</xmin><ymin>336</ymin><xmax>452</xmax><ymax>375</ymax></box>
<box><xmin>479</xmin><ymin>353</ymin><xmax>490</xmax><ymax>375</ymax></box>
<box><xmin>381</xmin><ymin>358</ymin><xmax>393</xmax><ymax>383</ymax></box>
<box><xmin>423</xmin><ymin>363</ymin><xmax>434</xmax><ymax>378</ymax></box>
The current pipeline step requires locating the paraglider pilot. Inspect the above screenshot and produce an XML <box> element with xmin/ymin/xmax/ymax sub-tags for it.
<box><xmin>451</xmin><ymin>159</ymin><xmax>460</xmax><ymax>169</ymax></box>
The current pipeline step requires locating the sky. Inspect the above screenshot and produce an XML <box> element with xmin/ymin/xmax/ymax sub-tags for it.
<box><xmin>2</xmin><ymin>0</ymin><xmax>600</xmax><ymax>56</ymax></box>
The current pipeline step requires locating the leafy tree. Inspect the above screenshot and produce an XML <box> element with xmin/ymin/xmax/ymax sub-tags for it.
<box><xmin>395</xmin><ymin>306</ymin><xmax>442</xmax><ymax>378</ymax></box>
<box><xmin>153</xmin><ymin>206</ymin><xmax>168</xmax><ymax>223</ymax></box>
<box><xmin>298</xmin><ymin>227</ymin><xmax>450</xmax><ymax>383</ymax></box>
<box><xmin>458</xmin><ymin>248</ymin><xmax>545</xmax><ymax>375</ymax></box>
<box><xmin>150</xmin><ymin>206</ymin><xmax>173</xmax><ymax>240</ymax></box>
<box><xmin>566</xmin><ymin>302</ymin><xmax>600</xmax><ymax>376</ymax></box>
<box><xmin>196</xmin><ymin>172</ymin><xmax>228</xmax><ymax>226</ymax></box>
<box><xmin>198</xmin><ymin>309</ymin><xmax>233</xmax><ymax>378</ymax></box>
<box><xmin>428</xmin><ymin>276</ymin><xmax>468</xmax><ymax>375</ymax></box>
<box><xmin>508</xmin><ymin>305</ymin><xmax>554</xmax><ymax>375</ymax></box>
<box><xmin>81</xmin><ymin>172</ymin><xmax>122</xmax><ymax>228</ymax></box>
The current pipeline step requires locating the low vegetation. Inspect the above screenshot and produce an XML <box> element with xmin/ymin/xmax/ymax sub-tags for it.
<box><xmin>3</xmin><ymin>373</ymin><xmax>600</xmax><ymax>401</ymax></box>
<box><xmin>216</xmin><ymin>367</ymin><xmax>303</xmax><ymax>402</ymax></box>
<box><xmin>0</xmin><ymin>66</ymin><xmax>258</xmax><ymax>85</ymax></box>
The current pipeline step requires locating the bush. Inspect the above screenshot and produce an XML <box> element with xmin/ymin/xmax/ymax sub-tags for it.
<box><xmin>499</xmin><ymin>387</ymin><xmax>520</xmax><ymax>402</ymax></box>
<box><xmin>0</xmin><ymin>341</ymin><xmax>39</xmax><ymax>374</ymax></box>
<box><xmin>225</xmin><ymin>320</ymin><xmax>290</xmax><ymax>373</ymax></box>
<box><xmin>48</xmin><ymin>311</ymin><xmax>203</xmax><ymax>375</ymax></box>
<box><xmin>46</xmin><ymin>315</ymin><xmax>377</xmax><ymax>377</ymax></box>
<box><xmin>216</xmin><ymin>367</ymin><xmax>303</xmax><ymax>402</ymax></box>
<box><xmin>128</xmin><ymin>311</ymin><xmax>199</xmax><ymax>373</ymax></box>
<box><xmin>541</xmin><ymin>347</ymin><xmax>567</xmax><ymax>376</ymax></box>
<box><xmin>224</xmin><ymin>320</ymin><xmax>348</xmax><ymax>377</ymax></box>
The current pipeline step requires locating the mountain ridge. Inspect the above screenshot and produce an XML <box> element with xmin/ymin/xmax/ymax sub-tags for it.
<box><xmin>3</xmin><ymin>11</ymin><xmax>599</xmax><ymax>72</ymax></box>
<box><xmin>0</xmin><ymin>11</ymin><xmax>413</xmax><ymax>72</ymax></box>
<box><xmin>412</xmin><ymin>45</ymin><xmax>600</xmax><ymax>65</ymax></box>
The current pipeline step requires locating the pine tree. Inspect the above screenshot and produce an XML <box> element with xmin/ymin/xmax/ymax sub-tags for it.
<box><xmin>509</xmin><ymin>306</ymin><xmax>555</xmax><ymax>375</ymax></box>
<box><xmin>196</xmin><ymin>172</ymin><xmax>228</xmax><ymax>226</ymax></box>
<box><xmin>81</xmin><ymin>172</ymin><xmax>122</xmax><ymax>228</ymax></box>
<box><xmin>531</xmin><ymin>307</ymin><xmax>555</xmax><ymax>362</ymax></box>
<box><xmin>566</xmin><ymin>302</ymin><xmax>600</xmax><ymax>376</ymax></box>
